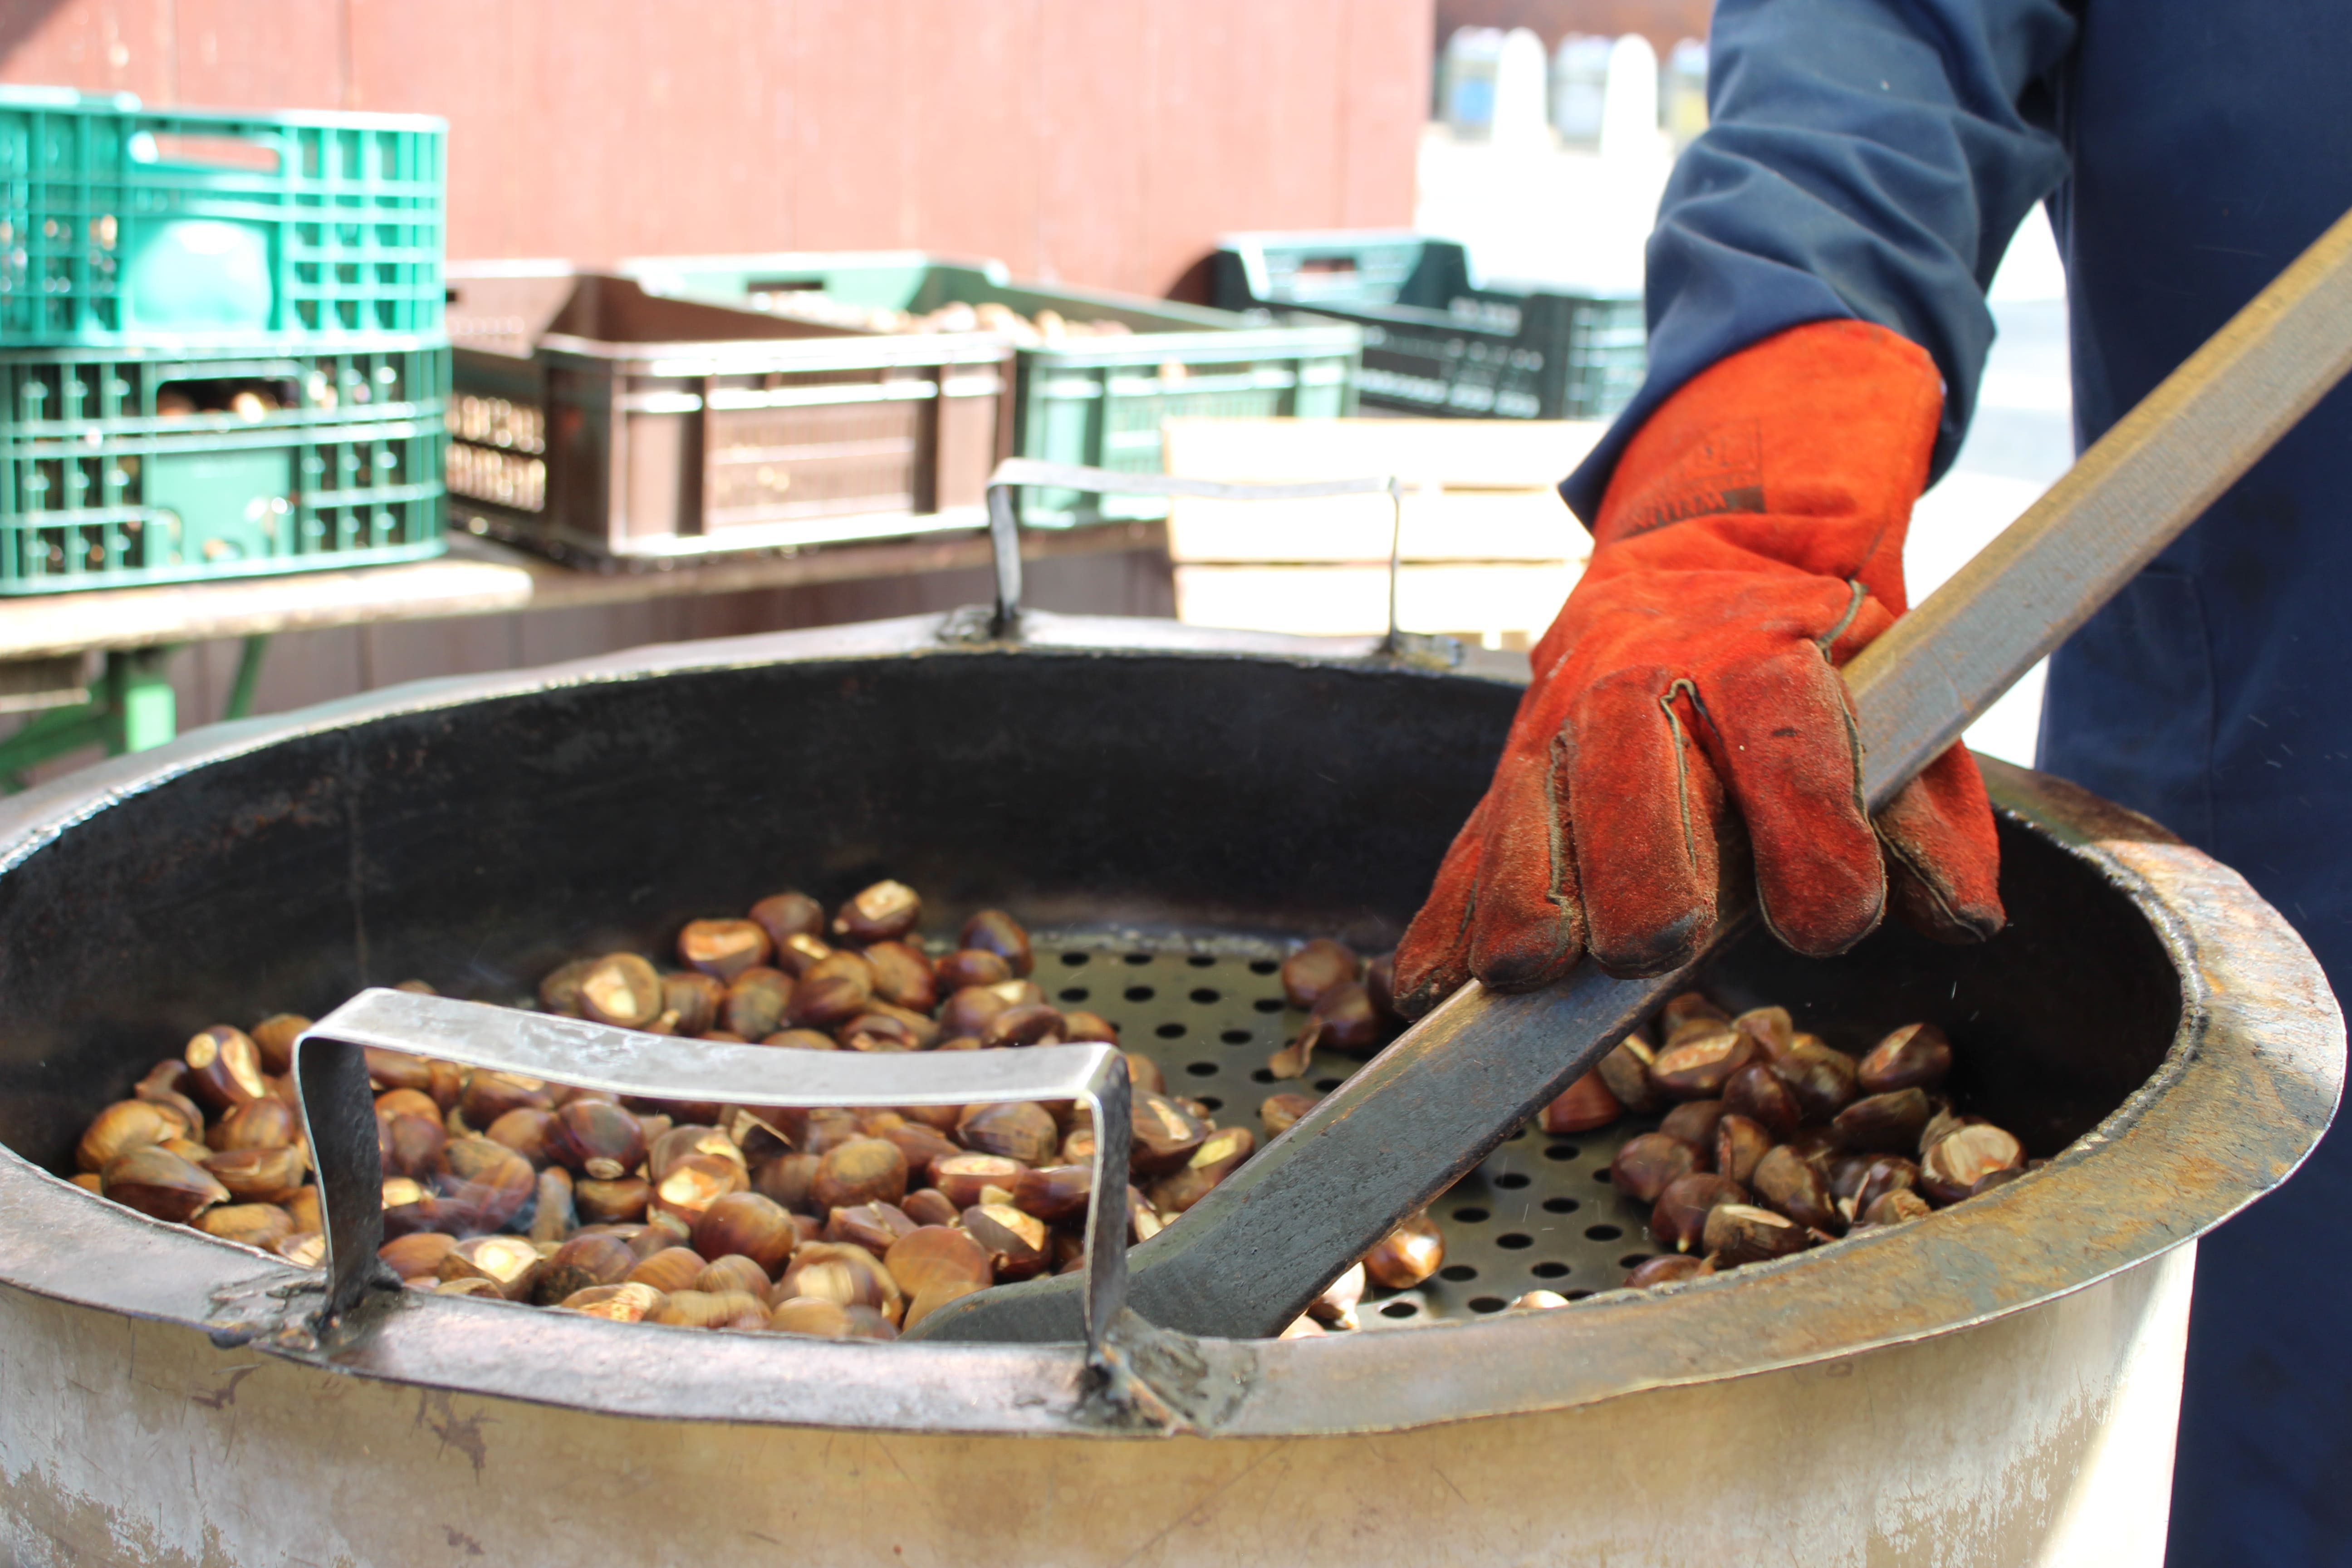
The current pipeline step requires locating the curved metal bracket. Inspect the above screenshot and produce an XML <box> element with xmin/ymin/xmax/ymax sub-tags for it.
<box><xmin>294</xmin><ymin>990</ymin><xmax>1133</xmax><ymax>1358</ymax></box>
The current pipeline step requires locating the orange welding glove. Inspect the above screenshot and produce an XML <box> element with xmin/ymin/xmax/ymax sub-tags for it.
<box><xmin>1395</xmin><ymin>320</ymin><xmax>2004</xmax><ymax>1013</ymax></box>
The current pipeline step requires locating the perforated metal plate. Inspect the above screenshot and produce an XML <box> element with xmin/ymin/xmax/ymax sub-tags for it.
<box><xmin>1041</xmin><ymin>935</ymin><xmax>1666</xmax><ymax>1329</ymax></box>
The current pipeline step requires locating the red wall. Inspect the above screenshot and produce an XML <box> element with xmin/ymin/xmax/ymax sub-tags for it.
<box><xmin>0</xmin><ymin>0</ymin><xmax>1433</xmax><ymax>295</ymax></box>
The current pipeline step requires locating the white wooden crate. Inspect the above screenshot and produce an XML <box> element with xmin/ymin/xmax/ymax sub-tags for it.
<box><xmin>1161</xmin><ymin>418</ymin><xmax>1602</xmax><ymax>645</ymax></box>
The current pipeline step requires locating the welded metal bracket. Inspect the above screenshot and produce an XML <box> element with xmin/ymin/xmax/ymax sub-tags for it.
<box><xmin>973</xmin><ymin>459</ymin><xmax>1417</xmax><ymax>649</ymax></box>
<box><xmin>294</xmin><ymin>990</ymin><xmax>1137</xmax><ymax>1362</ymax></box>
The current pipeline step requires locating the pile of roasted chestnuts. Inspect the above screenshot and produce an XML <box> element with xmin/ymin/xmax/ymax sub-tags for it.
<box><xmin>66</xmin><ymin>882</ymin><xmax>1443</xmax><ymax>1341</ymax></box>
<box><xmin>1524</xmin><ymin>990</ymin><xmax>2031</xmax><ymax>1297</ymax></box>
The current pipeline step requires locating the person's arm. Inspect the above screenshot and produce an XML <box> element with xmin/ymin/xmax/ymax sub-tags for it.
<box><xmin>1563</xmin><ymin>0</ymin><xmax>2077</xmax><ymax>519</ymax></box>
<box><xmin>1399</xmin><ymin>0</ymin><xmax>2078</xmax><ymax>1010</ymax></box>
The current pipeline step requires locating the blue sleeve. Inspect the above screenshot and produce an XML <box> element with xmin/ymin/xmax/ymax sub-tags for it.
<box><xmin>1560</xmin><ymin>0</ymin><xmax>2078</xmax><ymax>522</ymax></box>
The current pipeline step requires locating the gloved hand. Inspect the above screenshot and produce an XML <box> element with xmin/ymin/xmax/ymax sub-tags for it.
<box><xmin>1395</xmin><ymin>320</ymin><xmax>2004</xmax><ymax>1014</ymax></box>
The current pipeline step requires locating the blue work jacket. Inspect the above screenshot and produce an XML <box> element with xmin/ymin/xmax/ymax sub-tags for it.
<box><xmin>1563</xmin><ymin>4</ymin><xmax>2352</xmax><ymax>1562</ymax></box>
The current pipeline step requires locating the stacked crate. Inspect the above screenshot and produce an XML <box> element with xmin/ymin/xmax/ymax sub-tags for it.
<box><xmin>0</xmin><ymin>88</ymin><xmax>449</xmax><ymax>593</ymax></box>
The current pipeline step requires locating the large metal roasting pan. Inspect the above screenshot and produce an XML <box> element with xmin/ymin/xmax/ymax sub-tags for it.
<box><xmin>0</xmin><ymin>603</ymin><xmax>2338</xmax><ymax>1564</ymax></box>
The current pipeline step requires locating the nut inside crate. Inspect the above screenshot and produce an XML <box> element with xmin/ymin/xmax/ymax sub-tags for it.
<box><xmin>0</xmin><ymin>342</ymin><xmax>448</xmax><ymax>592</ymax></box>
<box><xmin>445</xmin><ymin>270</ymin><xmax>1005</xmax><ymax>564</ymax></box>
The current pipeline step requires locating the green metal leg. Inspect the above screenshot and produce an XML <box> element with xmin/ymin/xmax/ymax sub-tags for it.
<box><xmin>101</xmin><ymin>648</ymin><xmax>177</xmax><ymax>754</ymax></box>
<box><xmin>0</xmin><ymin>647</ymin><xmax>186</xmax><ymax>793</ymax></box>
<box><xmin>224</xmin><ymin>635</ymin><xmax>270</xmax><ymax>721</ymax></box>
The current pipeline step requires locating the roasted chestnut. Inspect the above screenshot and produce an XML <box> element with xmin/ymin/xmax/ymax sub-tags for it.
<box><xmin>1011</xmin><ymin>1163</ymin><xmax>1093</xmax><ymax>1223</ymax></box>
<box><xmin>1723</xmin><ymin>1063</ymin><xmax>1803</xmax><ymax>1140</ymax></box>
<box><xmin>1700</xmin><ymin>1202</ymin><xmax>1812</xmax><ymax>1266</ymax></box>
<box><xmin>726</xmin><ymin>967</ymin><xmax>798</xmax><ymax>1037</ymax></box>
<box><xmin>1541</xmin><ymin>1071</ymin><xmax>1622</xmax><ymax>1135</ymax></box>
<box><xmin>1749</xmin><ymin>1145</ymin><xmax>1840</xmax><ymax>1233</ymax></box>
<box><xmin>692</xmin><ymin>1191</ymin><xmax>798</xmax><ymax>1274</ymax></box>
<box><xmin>1769</xmin><ymin>1039</ymin><xmax>1860</xmax><ymax>1122</ymax></box>
<box><xmin>1148</xmin><ymin>1126</ymin><xmax>1255</xmax><ymax>1213</ymax></box>
<box><xmin>933</xmin><ymin>1152</ymin><xmax>1027</xmax><ymax>1209</ymax></box>
<box><xmin>183</xmin><ymin>1025</ymin><xmax>268</xmax><ymax>1112</ymax></box>
<box><xmin>1627</xmin><ymin>1254</ymin><xmax>1712</xmax><ymax>1289</ymax></box>
<box><xmin>677</xmin><ymin>918</ymin><xmax>774</xmax><ymax>982</ymax></box>
<box><xmin>76</xmin><ymin>1100</ymin><xmax>185</xmax><ymax>1173</ymax></box>
<box><xmin>1711</xmin><ymin>1114</ymin><xmax>1773</xmax><ymax>1187</ymax></box>
<box><xmin>1362</xmin><ymin>1212</ymin><xmax>1445</xmax><ymax>1289</ymax></box>
<box><xmin>1259</xmin><ymin>1092</ymin><xmax>1317</xmax><ymax>1138</ymax></box>
<box><xmin>1129</xmin><ymin>1093</ymin><xmax>1210</xmax><ymax>1175</ymax></box>
<box><xmin>810</xmin><ymin>1138</ymin><xmax>911</xmax><ymax>1213</ymax></box>
<box><xmin>962</xmin><ymin>1203</ymin><xmax>1050</xmax><ymax>1280</ymax></box>
<box><xmin>885</xmin><ymin>1225</ymin><xmax>993</xmax><ymax>1297</ymax></box>
<box><xmin>1648</xmin><ymin>1025</ymin><xmax>1757</xmax><ymax>1100</ymax></box>
<box><xmin>748</xmin><ymin>891</ymin><xmax>826</xmax><ymax>949</ymax></box>
<box><xmin>543</xmin><ymin>1099</ymin><xmax>647</xmax><ymax>1181</ymax></box>
<box><xmin>956</xmin><ymin>1102</ymin><xmax>1060</xmax><ymax>1167</ymax></box>
<box><xmin>1596</xmin><ymin>1035</ymin><xmax>1668</xmax><ymax>1116</ymax></box>
<box><xmin>1857</xmin><ymin>1022</ymin><xmax>1954</xmax><ymax>1094</ymax></box>
<box><xmin>1832</xmin><ymin>1088</ymin><xmax>1934</xmax><ymax>1153</ymax></box>
<box><xmin>959</xmin><ymin>909</ymin><xmax>1033</xmax><ymax>976</ymax></box>
<box><xmin>578</xmin><ymin>953</ymin><xmax>664</xmax><ymax>1029</ymax></box>
<box><xmin>1658</xmin><ymin>1098</ymin><xmax>1726</xmax><ymax>1152</ymax></box>
<box><xmin>1918</xmin><ymin>1122</ymin><xmax>2024</xmax><ymax>1204</ymax></box>
<box><xmin>1731</xmin><ymin>1005</ymin><xmax>1795</xmax><ymax>1062</ymax></box>
<box><xmin>1280</xmin><ymin>939</ymin><xmax>1360</xmax><ymax>1010</ymax></box>
<box><xmin>833</xmin><ymin>880</ymin><xmax>921</xmax><ymax>945</ymax></box>
<box><xmin>934</xmin><ymin>948</ymin><xmax>1013</xmax><ymax>990</ymax></box>
<box><xmin>1650</xmin><ymin>1172</ymin><xmax>1747</xmax><ymax>1253</ymax></box>
<box><xmin>825</xmin><ymin>1200</ymin><xmax>917</xmax><ymax>1254</ymax></box>
<box><xmin>862</xmin><ymin>941</ymin><xmax>938</xmax><ymax>1012</ymax></box>
<box><xmin>247</xmin><ymin>1014</ymin><xmax>310</xmax><ymax>1076</ymax></box>
<box><xmin>1610</xmin><ymin>1133</ymin><xmax>1704</xmax><ymax>1203</ymax></box>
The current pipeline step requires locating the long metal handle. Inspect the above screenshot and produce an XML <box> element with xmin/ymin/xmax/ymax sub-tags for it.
<box><xmin>983</xmin><ymin>457</ymin><xmax>1403</xmax><ymax>637</ymax></box>
<box><xmin>294</xmin><ymin>990</ymin><xmax>1132</xmax><ymax>1357</ymax></box>
<box><xmin>915</xmin><ymin>201</ymin><xmax>2352</xmax><ymax>1346</ymax></box>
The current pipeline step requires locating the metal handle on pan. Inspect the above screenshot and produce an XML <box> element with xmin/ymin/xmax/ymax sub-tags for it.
<box><xmin>294</xmin><ymin>990</ymin><xmax>1133</xmax><ymax>1357</ymax></box>
<box><xmin>982</xmin><ymin>458</ymin><xmax>1407</xmax><ymax>642</ymax></box>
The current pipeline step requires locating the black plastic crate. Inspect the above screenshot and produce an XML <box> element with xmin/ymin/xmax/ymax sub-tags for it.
<box><xmin>1212</xmin><ymin>231</ymin><xmax>1643</xmax><ymax>421</ymax></box>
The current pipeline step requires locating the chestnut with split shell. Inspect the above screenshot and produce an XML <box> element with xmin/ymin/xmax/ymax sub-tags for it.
<box><xmin>677</xmin><ymin>918</ymin><xmax>774</xmax><ymax>982</ymax></box>
<box><xmin>1648</xmin><ymin>1026</ymin><xmax>1757</xmax><ymax>1100</ymax></box>
<box><xmin>834</xmin><ymin>880</ymin><xmax>921</xmax><ymax>945</ymax></box>
<box><xmin>1919</xmin><ymin>1122</ymin><xmax>2025</xmax><ymax>1204</ymax></box>
<box><xmin>578</xmin><ymin>954</ymin><xmax>663</xmax><ymax>1029</ymax></box>
<box><xmin>1858</xmin><ymin>1022</ymin><xmax>1955</xmax><ymax>1095</ymax></box>
<box><xmin>1701</xmin><ymin>1202</ymin><xmax>1813</xmax><ymax>1266</ymax></box>
<box><xmin>1627</xmin><ymin>1254</ymin><xmax>1713</xmax><ymax>1289</ymax></box>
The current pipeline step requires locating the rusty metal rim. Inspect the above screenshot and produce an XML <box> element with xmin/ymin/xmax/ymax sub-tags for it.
<box><xmin>0</xmin><ymin>609</ymin><xmax>2336</xmax><ymax>1440</ymax></box>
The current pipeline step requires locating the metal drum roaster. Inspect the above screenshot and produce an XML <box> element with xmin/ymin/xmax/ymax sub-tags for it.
<box><xmin>0</xmin><ymin>598</ymin><xmax>2337</xmax><ymax>1566</ymax></box>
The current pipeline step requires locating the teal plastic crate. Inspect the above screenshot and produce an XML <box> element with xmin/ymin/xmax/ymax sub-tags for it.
<box><xmin>0</xmin><ymin>87</ymin><xmax>445</xmax><ymax>347</ymax></box>
<box><xmin>1211</xmin><ymin>231</ymin><xmax>1645</xmax><ymax>421</ymax></box>
<box><xmin>0</xmin><ymin>338</ymin><xmax>448</xmax><ymax>593</ymax></box>
<box><xmin>620</xmin><ymin>252</ymin><xmax>1362</xmax><ymax>525</ymax></box>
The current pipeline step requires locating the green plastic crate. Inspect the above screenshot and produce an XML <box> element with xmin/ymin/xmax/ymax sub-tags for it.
<box><xmin>0</xmin><ymin>338</ymin><xmax>448</xmax><ymax>593</ymax></box>
<box><xmin>0</xmin><ymin>86</ymin><xmax>445</xmax><ymax>347</ymax></box>
<box><xmin>620</xmin><ymin>252</ymin><xmax>1362</xmax><ymax>525</ymax></box>
<box><xmin>1211</xmin><ymin>231</ymin><xmax>1645</xmax><ymax>422</ymax></box>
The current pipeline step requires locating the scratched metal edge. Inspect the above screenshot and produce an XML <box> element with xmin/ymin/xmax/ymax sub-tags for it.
<box><xmin>0</xmin><ymin>625</ymin><xmax>2335</xmax><ymax>1440</ymax></box>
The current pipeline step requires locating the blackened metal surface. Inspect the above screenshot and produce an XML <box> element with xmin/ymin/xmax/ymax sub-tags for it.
<box><xmin>0</xmin><ymin>642</ymin><xmax>1509</xmax><ymax>1177</ymax></box>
